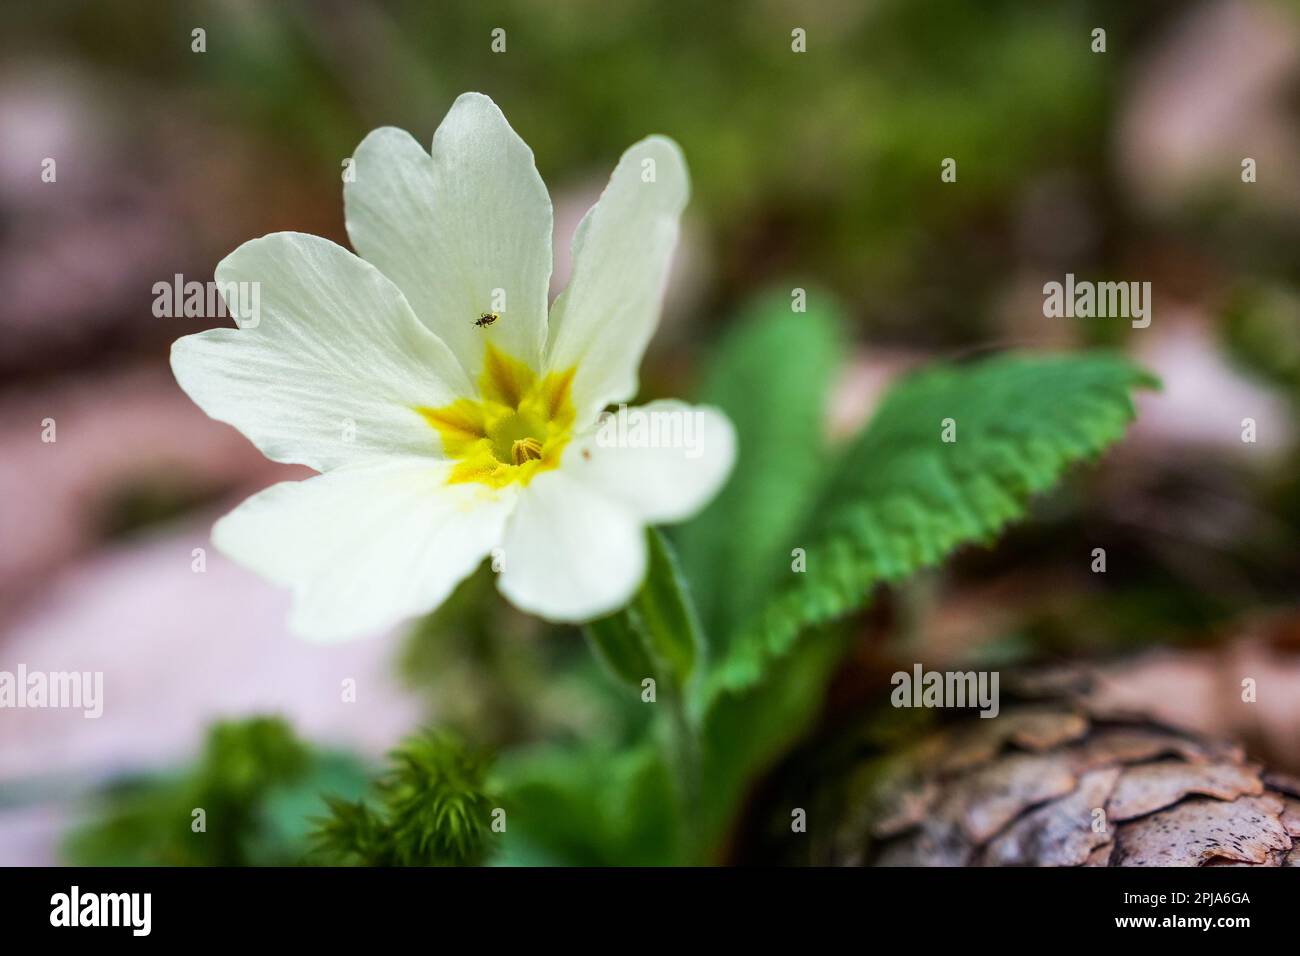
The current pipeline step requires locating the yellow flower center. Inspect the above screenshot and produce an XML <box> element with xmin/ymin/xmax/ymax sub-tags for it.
<box><xmin>416</xmin><ymin>345</ymin><xmax>576</xmax><ymax>489</ymax></box>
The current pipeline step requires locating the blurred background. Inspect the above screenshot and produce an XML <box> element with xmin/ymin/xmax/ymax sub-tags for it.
<box><xmin>2</xmin><ymin>0</ymin><xmax>1299</xmax><ymax>864</ymax></box>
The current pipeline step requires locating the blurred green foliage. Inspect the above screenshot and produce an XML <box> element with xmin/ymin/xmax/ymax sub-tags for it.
<box><xmin>9</xmin><ymin>0</ymin><xmax>1299</xmax><ymax>346</ymax></box>
<box><xmin>1224</xmin><ymin>281</ymin><xmax>1300</xmax><ymax>397</ymax></box>
<box><xmin>9</xmin><ymin>0</ymin><xmax>1129</xmax><ymax>337</ymax></box>
<box><xmin>65</xmin><ymin>716</ymin><xmax>370</xmax><ymax>866</ymax></box>
<box><xmin>96</xmin><ymin>477</ymin><xmax>225</xmax><ymax>541</ymax></box>
<box><xmin>675</xmin><ymin>290</ymin><xmax>842</xmax><ymax>649</ymax></box>
<box><xmin>495</xmin><ymin>743</ymin><xmax>679</xmax><ymax>866</ymax></box>
<box><xmin>399</xmin><ymin>563</ymin><xmax>654</xmax><ymax>750</ymax></box>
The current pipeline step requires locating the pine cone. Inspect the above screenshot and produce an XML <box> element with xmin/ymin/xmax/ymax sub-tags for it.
<box><xmin>820</xmin><ymin>669</ymin><xmax>1300</xmax><ymax>867</ymax></box>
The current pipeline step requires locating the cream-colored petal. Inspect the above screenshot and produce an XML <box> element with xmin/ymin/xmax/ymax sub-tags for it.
<box><xmin>545</xmin><ymin>136</ymin><xmax>689</xmax><ymax>424</ymax></box>
<box><xmin>565</xmin><ymin>400</ymin><xmax>736</xmax><ymax>523</ymax></box>
<box><xmin>496</xmin><ymin>469</ymin><xmax>646</xmax><ymax>622</ymax></box>
<box><xmin>214</xmin><ymin>459</ymin><xmax>514</xmax><ymax>640</ymax></box>
<box><xmin>344</xmin><ymin>93</ymin><xmax>552</xmax><ymax>383</ymax></box>
<box><xmin>171</xmin><ymin>232</ymin><xmax>469</xmax><ymax>472</ymax></box>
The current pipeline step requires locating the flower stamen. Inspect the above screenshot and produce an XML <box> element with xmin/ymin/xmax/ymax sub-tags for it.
<box><xmin>512</xmin><ymin>436</ymin><xmax>543</xmax><ymax>465</ymax></box>
<box><xmin>415</xmin><ymin>345</ymin><xmax>577</xmax><ymax>489</ymax></box>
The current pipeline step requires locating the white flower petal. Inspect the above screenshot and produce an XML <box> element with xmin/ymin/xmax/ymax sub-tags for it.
<box><xmin>171</xmin><ymin>232</ymin><xmax>469</xmax><ymax>472</ymax></box>
<box><xmin>545</xmin><ymin>136</ymin><xmax>689</xmax><ymax>425</ymax></box>
<box><xmin>496</xmin><ymin>470</ymin><xmax>646</xmax><ymax>622</ymax></box>
<box><xmin>344</xmin><ymin>93</ymin><xmax>552</xmax><ymax>383</ymax></box>
<box><xmin>214</xmin><ymin>459</ymin><xmax>514</xmax><ymax>640</ymax></box>
<box><xmin>566</xmin><ymin>400</ymin><xmax>736</xmax><ymax>523</ymax></box>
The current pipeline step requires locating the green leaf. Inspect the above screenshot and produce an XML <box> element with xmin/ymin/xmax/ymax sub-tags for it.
<box><xmin>586</xmin><ymin>607</ymin><xmax>658</xmax><ymax>687</ymax></box>
<box><xmin>674</xmin><ymin>291</ymin><xmax>842</xmax><ymax>648</ymax></box>
<box><xmin>586</xmin><ymin>529</ymin><xmax>701</xmax><ymax>688</ymax></box>
<box><xmin>494</xmin><ymin>743</ymin><xmax>680</xmax><ymax>866</ymax></box>
<box><xmin>709</xmin><ymin>352</ymin><xmax>1157</xmax><ymax>695</ymax></box>
<box><xmin>698</xmin><ymin>624</ymin><xmax>851</xmax><ymax>857</ymax></box>
<box><xmin>636</xmin><ymin>529</ymin><xmax>701</xmax><ymax>683</ymax></box>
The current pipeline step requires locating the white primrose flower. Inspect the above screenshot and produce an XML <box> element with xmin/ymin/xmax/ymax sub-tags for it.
<box><xmin>171</xmin><ymin>93</ymin><xmax>736</xmax><ymax>639</ymax></box>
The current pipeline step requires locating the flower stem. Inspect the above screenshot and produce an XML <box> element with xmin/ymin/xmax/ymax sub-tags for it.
<box><xmin>584</xmin><ymin>529</ymin><xmax>707</xmax><ymax>862</ymax></box>
<box><xmin>662</xmin><ymin>681</ymin><xmax>703</xmax><ymax>862</ymax></box>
